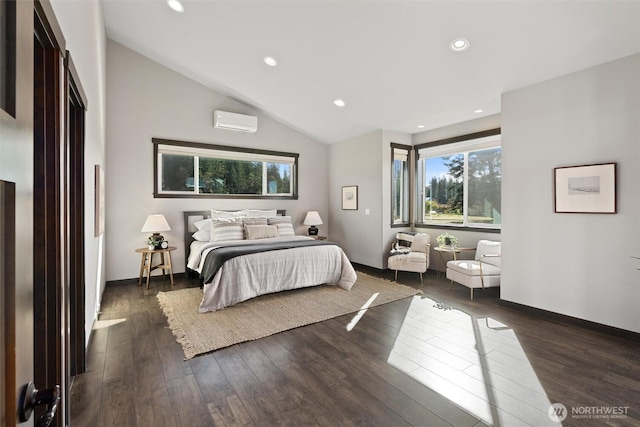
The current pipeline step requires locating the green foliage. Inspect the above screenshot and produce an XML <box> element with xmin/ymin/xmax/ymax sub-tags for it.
<box><xmin>162</xmin><ymin>154</ymin><xmax>194</xmax><ymax>191</ymax></box>
<box><xmin>198</xmin><ymin>158</ymin><xmax>261</xmax><ymax>194</ymax></box>
<box><xmin>425</xmin><ymin>149</ymin><xmax>501</xmax><ymax>221</ymax></box>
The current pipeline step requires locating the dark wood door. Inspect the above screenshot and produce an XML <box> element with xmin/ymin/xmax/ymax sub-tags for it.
<box><xmin>0</xmin><ymin>181</ymin><xmax>17</xmax><ymax>426</ymax></box>
<box><xmin>33</xmin><ymin>6</ymin><xmax>65</xmax><ymax>425</ymax></box>
<box><xmin>64</xmin><ymin>52</ymin><xmax>87</xmax><ymax>380</ymax></box>
<box><xmin>4</xmin><ymin>1</ymin><xmax>83</xmax><ymax>424</ymax></box>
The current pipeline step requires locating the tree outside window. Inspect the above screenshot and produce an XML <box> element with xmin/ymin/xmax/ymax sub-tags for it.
<box><xmin>153</xmin><ymin>138</ymin><xmax>298</xmax><ymax>199</ymax></box>
<box><xmin>417</xmin><ymin>132</ymin><xmax>501</xmax><ymax>228</ymax></box>
<box><xmin>391</xmin><ymin>145</ymin><xmax>410</xmax><ymax>226</ymax></box>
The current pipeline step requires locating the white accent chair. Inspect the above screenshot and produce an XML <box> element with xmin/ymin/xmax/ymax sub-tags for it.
<box><xmin>446</xmin><ymin>240</ymin><xmax>501</xmax><ymax>300</ymax></box>
<box><xmin>388</xmin><ymin>232</ymin><xmax>431</xmax><ymax>282</ymax></box>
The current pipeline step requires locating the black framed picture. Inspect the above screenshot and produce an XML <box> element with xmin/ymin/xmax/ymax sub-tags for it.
<box><xmin>342</xmin><ymin>185</ymin><xmax>358</xmax><ymax>210</ymax></box>
<box><xmin>554</xmin><ymin>162</ymin><xmax>616</xmax><ymax>214</ymax></box>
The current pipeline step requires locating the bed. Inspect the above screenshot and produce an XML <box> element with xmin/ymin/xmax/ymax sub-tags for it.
<box><xmin>183</xmin><ymin>210</ymin><xmax>358</xmax><ymax>313</ymax></box>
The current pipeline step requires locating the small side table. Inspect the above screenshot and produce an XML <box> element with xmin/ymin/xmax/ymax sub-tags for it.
<box><xmin>135</xmin><ymin>246</ymin><xmax>176</xmax><ymax>289</ymax></box>
<box><xmin>310</xmin><ymin>235</ymin><xmax>327</xmax><ymax>240</ymax></box>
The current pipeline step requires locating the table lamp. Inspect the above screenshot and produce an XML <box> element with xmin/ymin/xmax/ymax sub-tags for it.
<box><xmin>141</xmin><ymin>214</ymin><xmax>171</xmax><ymax>249</ymax></box>
<box><xmin>303</xmin><ymin>211</ymin><xmax>323</xmax><ymax>236</ymax></box>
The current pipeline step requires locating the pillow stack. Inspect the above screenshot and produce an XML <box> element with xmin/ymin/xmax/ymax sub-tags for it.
<box><xmin>191</xmin><ymin>210</ymin><xmax>296</xmax><ymax>242</ymax></box>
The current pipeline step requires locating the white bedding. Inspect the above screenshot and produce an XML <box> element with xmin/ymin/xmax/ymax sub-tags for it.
<box><xmin>189</xmin><ymin>236</ymin><xmax>358</xmax><ymax>313</ymax></box>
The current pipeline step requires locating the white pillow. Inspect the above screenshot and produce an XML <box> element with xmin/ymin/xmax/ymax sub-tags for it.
<box><xmin>210</xmin><ymin>209</ymin><xmax>246</xmax><ymax>219</ymax></box>
<box><xmin>245</xmin><ymin>209</ymin><xmax>278</xmax><ymax>218</ymax></box>
<box><xmin>275</xmin><ymin>223</ymin><xmax>295</xmax><ymax>237</ymax></box>
<box><xmin>194</xmin><ymin>216</ymin><xmax>242</xmax><ymax>231</ymax></box>
<box><xmin>211</xmin><ymin>221</ymin><xmax>244</xmax><ymax>241</ymax></box>
<box><xmin>245</xmin><ymin>225</ymin><xmax>279</xmax><ymax>240</ymax></box>
<box><xmin>192</xmin><ymin>229</ymin><xmax>211</xmax><ymax>242</ymax></box>
<box><xmin>193</xmin><ymin>218</ymin><xmax>213</xmax><ymax>231</ymax></box>
<box><xmin>267</xmin><ymin>216</ymin><xmax>295</xmax><ymax>237</ymax></box>
<box><xmin>242</xmin><ymin>217</ymin><xmax>268</xmax><ymax>226</ymax></box>
<box><xmin>410</xmin><ymin>233</ymin><xmax>430</xmax><ymax>253</ymax></box>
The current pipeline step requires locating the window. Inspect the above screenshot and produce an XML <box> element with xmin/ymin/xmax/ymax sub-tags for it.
<box><xmin>153</xmin><ymin>138</ymin><xmax>298</xmax><ymax>199</ymax></box>
<box><xmin>391</xmin><ymin>144</ymin><xmax>410</xmax><ymax>226</ymax></box>
<box><xmin>415</xmin><ymin>129</ymin><xmax>501</xmax><ymax>229</ymax></box>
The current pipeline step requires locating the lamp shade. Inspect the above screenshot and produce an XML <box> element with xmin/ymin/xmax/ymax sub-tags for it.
<box><xmin>141</xmin><ymin>214</ymin><xmax>171</xmax><ymax>233</ymax></box>
<box><xmin>303</xmin><ymin>211</ymin><xmax>323</xmax><ymax>226</ymax></box>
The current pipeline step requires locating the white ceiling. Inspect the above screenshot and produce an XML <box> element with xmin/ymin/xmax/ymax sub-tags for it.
<box><xmin>102</xmin><ymin>0</ymin><xmax>640</xmax><ymax>144</ymax></box>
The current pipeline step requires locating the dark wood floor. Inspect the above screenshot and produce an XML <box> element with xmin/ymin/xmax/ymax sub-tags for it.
<box><xmin>70</xmin><ymin>268</ymin><xmax>640</xmax><ymax>427</ymax></box>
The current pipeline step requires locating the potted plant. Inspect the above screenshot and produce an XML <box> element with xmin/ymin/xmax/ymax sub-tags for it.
<box><xmin>436</xmin><ymin>232</ymin><xmax>458</xmax><ymax>248</ymax></box>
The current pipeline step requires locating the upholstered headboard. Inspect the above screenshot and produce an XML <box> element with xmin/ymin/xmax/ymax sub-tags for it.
<box><xmin>183</xmin><ymin>209</ymin><xmax>287</xmax><ymax>273</ymax></box>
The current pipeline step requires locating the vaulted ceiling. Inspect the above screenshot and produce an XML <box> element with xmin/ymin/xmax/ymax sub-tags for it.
<box><xmin>102</xmin><ymin>0</ymin><xmax>640</xmax><ymax>144</ymax></box>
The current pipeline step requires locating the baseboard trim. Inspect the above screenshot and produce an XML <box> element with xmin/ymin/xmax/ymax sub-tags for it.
<box><xmin>351</xmin><ymin>263</ymin><xmax>387</xmax><ymax>275</ymax></box>
<box><xmin>106</xmin><ymin>271</ymin><xmax>188</xmax><ymax>286</ymax></box>
<box><xmin>499</xmin><ymin>299</ymin><xmax>640</xmax><ymax>342</ymax></box>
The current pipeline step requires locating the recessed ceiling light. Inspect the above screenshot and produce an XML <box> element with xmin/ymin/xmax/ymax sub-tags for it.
<box><xmin>263</xmin><ymin>57</ymin><xmax>277</xmax><ymax>67</ymax></box>
<box><xmin>167</xmin><ymin>0</ymin><xmax>184</xmax><ymax>12</ymax></box>
<box><xmin>417</xmin><ymin>125</ymin><xmax>425</xmax><ymax>129</ymax></box>
<box><xmin>474</xmin><ymin>109</ymin><xmax>484</xmax><ymax>114</ymax></box>
<box><xmin>450</xmin><ymin>38</ymin><xmax>470</xmax><ymax>52</ymax></box>
<box><xmin>333</xmin><ymin>99</ymin><xmax>346</xmax><ymax>107</ymax></box>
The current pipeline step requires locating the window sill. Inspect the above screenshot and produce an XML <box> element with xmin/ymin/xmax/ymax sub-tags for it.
<box><xmin>414</xmin><ymin>223</ymin><xmax>501</xmax><ymax>234</ymax></box>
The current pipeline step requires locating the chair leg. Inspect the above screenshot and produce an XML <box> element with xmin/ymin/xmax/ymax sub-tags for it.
<box><xmin>449</xmin><ymin>280</ymin><xmax>454</xmax><ymax>290</ymax></box>
<box><xmin>419</xmin><ymin>272</ymin><xmax>423</xmax><ymax>283</ymax></box>
<box><xmin>394</xmin><ymin>270</ymin><xmax>398</xmax><ymax>281</ymax></box>
<box><xmin>470</xmin><ymin>288</ymin><xmax>474</xmax><ymax>300</ymax></box>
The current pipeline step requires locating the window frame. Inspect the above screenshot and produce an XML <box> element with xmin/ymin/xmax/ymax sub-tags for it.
<box><xmin>390</xmin><ymin>143</ymin><xmax>412</xmax><ymax>227</ymax></box>
<box><xmin>414</xmin><ymin>128</ymin><xmax>502</xmax><ymax>232</ymax></box>
<box><xmin>152</xmin><ymin>138</ymin><xmax>299</xmax><ymax>199</ymax></box>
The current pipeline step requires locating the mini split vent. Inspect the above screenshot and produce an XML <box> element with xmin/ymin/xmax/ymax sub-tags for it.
<box><xmin>213</xmin><ymin>110</ymin><xmax>258</xmax><ymax>133</ymax></box>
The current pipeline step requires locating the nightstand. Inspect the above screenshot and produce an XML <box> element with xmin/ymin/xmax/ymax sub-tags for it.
<box><xmin>310</xmin><ymin>235</ymin><xmax>327</xmax><ymax>240</ymax></box>
<box><xmin>135</xmin><ymin>246</ymin><xmax>176</xmax><ymax>289</ymax></box>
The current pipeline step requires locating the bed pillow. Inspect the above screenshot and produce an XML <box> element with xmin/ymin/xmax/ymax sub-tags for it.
<box><xmin>242</xmin><ymin>217</ymin><xmax>268</xmax><ymax>226</ymax></box>
<box><xmin>245</xmin><ymin>209</ymin><xmax>278</xmax><ymax>218</ymax></box>
<box><xmin>210</xmin><ymin>209</ymin><xmax>246</xmax><ymax>219</ymax></box>
<box><xmin>210</xmin><ymin>221</ymin><xmax>244</xmax><ymax>241</ymax></box>
<box><xmin>193</xmin><ymin>218</ymin><xmax>213</xmax><ymax>231</ymax></box>
<box><xmin>245</xmin><ymin>225</ymin><xmax>279</xmax><ymax>240</ymax></box>
<box><xmin>242</xmin><ymin>217</ymin><xmax>268</xmax><ymax>238</ymax></box>
<box><xmin>194</xmin><ymin>216</ymin><xmax>241</xmax><ymax>232</ymax></box>
<box><xmin>192</xmin><ymin>229</ymin><xmax>211</xmax><ymax>242</ymax></box>
<box><xmin>267</xmin><ymin>216</ymin><xmax>295</xmax><ymax>237</ymax></box>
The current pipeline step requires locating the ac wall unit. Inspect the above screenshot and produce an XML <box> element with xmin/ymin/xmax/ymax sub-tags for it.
<box><xmin>213</xmin><ymin>110</ymin><xmax>258</xmax><ymax>133</ymax></box>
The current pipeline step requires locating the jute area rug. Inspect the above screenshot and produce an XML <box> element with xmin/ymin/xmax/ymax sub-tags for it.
<box><xmin>157</xmin><ymin>273</ymin><xmax>421</xmax><ymax>359</ymax></box>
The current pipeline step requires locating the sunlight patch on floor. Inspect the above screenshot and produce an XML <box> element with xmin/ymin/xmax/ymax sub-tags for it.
<box><xmin>346</xmin><ymin>292</ymin><xmax>379</xmax><ymax>332</ymax></box>
<box><xmin>387</xmin><ymin>296</ymin><xmax>559</xmax><ymax>426</ymax></box>
<box><xmin>93</xmin><ymin>318</ymin><xmax>127</xmax><ymax>329</ymax></box>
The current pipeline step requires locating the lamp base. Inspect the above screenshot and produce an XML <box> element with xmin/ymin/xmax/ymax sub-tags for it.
<box><xmin>148</xmin><ymin>233</ymin><xmax>165</xmax><ymax>249</ymax></box>
<box><xmin>308</xmin><ymin>226</ymin><xmax>318</xmax><ymax>236</ymax></box>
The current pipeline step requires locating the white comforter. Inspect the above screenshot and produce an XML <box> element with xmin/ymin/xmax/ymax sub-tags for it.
<box><xmin>188</xmin><ymin>236</ymin><xmax>358</xmax><ymax>313</ymax></box>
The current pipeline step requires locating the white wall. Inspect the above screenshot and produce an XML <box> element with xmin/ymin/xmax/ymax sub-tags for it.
<box><xmin>328</xmin><ymin>131</ymin><xmax>384</xmax><ymax>267</ymax></box>
<box><xmin>328</xmin><ymin>130</ymin><xmax>412</xmax><ymax>269</ymax></box>
<box><xmin>105</xmin><ymin>40</ymin><xmax>329</xmax><ymax>281</ymax></box>
<box><xmin>50</xmin><ymin>0</ymin><xmax>107</xmax><ymax>345</ymax></box>
<box><xmin>501</xmin><ymin>54</ymin><xmax>640</xmax><ymax>333</ymax></box>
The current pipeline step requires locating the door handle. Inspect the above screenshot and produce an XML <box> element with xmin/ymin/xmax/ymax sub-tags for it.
<box><xmin>18</xmin><ymin>381</ymin><xmax>60</xmax><ymax>427</ymax></box>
